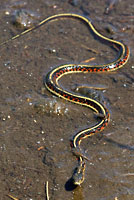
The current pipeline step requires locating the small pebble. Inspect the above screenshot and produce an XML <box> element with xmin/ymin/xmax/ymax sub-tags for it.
<box><xmin>68</xmin><ymin>0</ymin><xmax>78</xmax><ymax>6</ymax></box>
<box><xmin>12</xmin><ymin>9</ymin><xmax>40</xmax><ymax>29</ymax></box>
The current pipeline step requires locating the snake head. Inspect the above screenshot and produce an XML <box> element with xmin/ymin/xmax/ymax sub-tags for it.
<box><xmin>72</xmin><ymin>161</ymin><xmax>85</xmax><ymax>185</ymax></box>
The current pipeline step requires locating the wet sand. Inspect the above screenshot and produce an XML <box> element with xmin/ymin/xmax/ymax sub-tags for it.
<box><xmin>0</xmin><ymin>0</ymin><xmax>134</xmax><ymax>199</ymax></box>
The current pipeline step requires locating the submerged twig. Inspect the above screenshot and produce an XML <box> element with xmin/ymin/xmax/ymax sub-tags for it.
<box><xmin>7</xmin><ymin>194</ymin><xmax>19</xmax><ymax>200</ymax></box>
<box><xmin>81</xmin><ymin>44</ymin><xmax>99</xmax><ymax>54</ymax></box>
<box><xmin>104</xmin><ymin>0</ymin><xmax>118</xmax><ymax>14</ymax></box>
<box><xmin>81</xmin><ymin>57</ymin><xmax>96</xmax><ymax>63</ymax></box>
<box><xmin>46</xmin><ymin>181</ymin><xmax>50</xmax><ymax>200</ymax></box>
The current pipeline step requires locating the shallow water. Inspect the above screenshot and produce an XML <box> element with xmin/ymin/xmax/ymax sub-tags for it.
<box><xmin>0</xmin><ymin>0</ymin><xmax>134</xmax><ymax>199</ymax></box>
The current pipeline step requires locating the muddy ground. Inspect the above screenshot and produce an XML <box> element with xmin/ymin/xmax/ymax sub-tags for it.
<box><xmin>0</xmin><ymin>0</ymin><xmax>134</xmax><ymax>199</ymax></box>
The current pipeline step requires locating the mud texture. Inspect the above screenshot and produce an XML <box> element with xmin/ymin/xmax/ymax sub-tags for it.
<box><xmin>0</xmin><ymin>0</ymin><xmax>134</xmax><ymax>200</ymax></box>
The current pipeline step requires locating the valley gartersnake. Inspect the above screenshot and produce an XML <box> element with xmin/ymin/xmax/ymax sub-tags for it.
<box><xmin>0</xmin><ymin>13</ymin><xmax>130</xmax><ymax>185</ymax></box>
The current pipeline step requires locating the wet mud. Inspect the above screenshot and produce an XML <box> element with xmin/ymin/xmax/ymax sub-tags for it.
<box><xmin>0</xmin><ymin>0</ymin><xmax>134</xmax><ymax>199</ymax></box>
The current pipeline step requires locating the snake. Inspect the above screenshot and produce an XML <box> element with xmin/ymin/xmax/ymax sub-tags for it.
<box><xmin>0</xmin><ymin>13</ymin><xmax>130</xmax><ymax>185</ymax></box>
